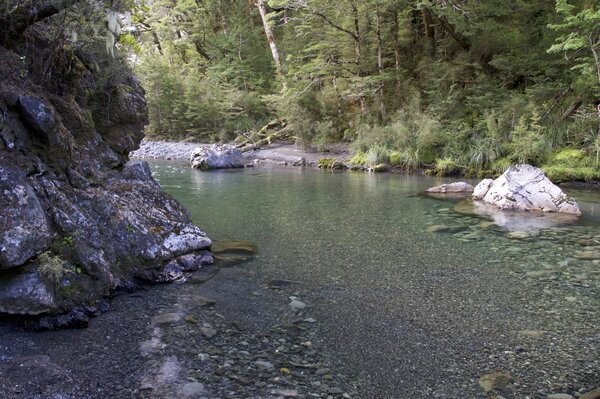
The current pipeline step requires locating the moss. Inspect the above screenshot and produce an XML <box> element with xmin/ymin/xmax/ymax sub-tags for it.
<box><xmin>317</xmin><ymin>158</ymin><xmax>336</xmax><ymax>168</ymax></box>
<box><xmin>542</xmin><ymin>165</ymin><xmax>600</xmax><ymax>182</ymax></box>
<box><xmin>349</xmin><ymin>152</ymin><xmax>368</xmax><ymax>165</ymax></box>
<box><xmin>553</xmin><ymin>148</ymin><xmax>586</xmax><ymax>163</ymax></box>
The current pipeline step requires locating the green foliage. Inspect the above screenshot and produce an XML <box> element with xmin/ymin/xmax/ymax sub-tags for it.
<box><xmin>122</xmin><ymin>0</ymin><xmax>599</xmax><ymax>180</ymax></box>
<box><xmin>542</xmin><ymin>148</ymin><xmax>600</xmax><ymax>181</ymax></box>
<box><xmin>548</xmin><ymin>0</ymin><xmax>600</xmax><ymax>86</ymax></box>
<box><xmin>366</xmin><ymin>145</ymin><xmax>390</xmax><ymax>167</ymax></box>
<box><xmin>349</xmin><ymin>152</ymin><xmax>368</xmax><ymax>165</ymax></box>
<box><xmin>317</xmin><ymin>158</ymin><xmax>336</xmax><ymax>168</ymax></box>
<box><xmin>433</xmin><ymin>158</ymin><xmax>463</xmax><ymax>177</ymax></box>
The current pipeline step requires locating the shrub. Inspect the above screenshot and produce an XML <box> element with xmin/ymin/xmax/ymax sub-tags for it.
<box><xmin>38</xmin><ymin>252</ymin><xmax>68</xmax><ymax>285</ymax></box>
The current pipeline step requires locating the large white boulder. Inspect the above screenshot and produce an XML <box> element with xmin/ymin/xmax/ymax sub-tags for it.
<box><xmin>473</xmin><ymin>164</ymin><xmax>581</xmax><ymax>215</ymax></box>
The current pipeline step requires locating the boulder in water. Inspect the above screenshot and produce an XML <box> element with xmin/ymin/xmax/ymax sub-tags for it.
<box><xmin>473</xmin><ymin>164</ymin><xmax>581</xmax><ymax>215</ymax></box>
<box><xmin>191</xmin><ymin>144</ymin><xmax>245</xmax><ymax>169</ymax></box>
<box><xmin>426</xmin><ymin>182</ymin><xmax>474</xmax><ymax>193</ymax></box>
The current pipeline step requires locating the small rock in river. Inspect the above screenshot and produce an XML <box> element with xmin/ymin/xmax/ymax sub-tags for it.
<box><xmin>151</xmin><ymin>312</ymin><xmax>182</xmax><ymax>326</ymax></box>
<box><xmin>573</xmin><ymin>250</ymin><xmax>600</xmax><ymax>260</ymax></box>
<box><xmin>179</xmin><ymin>382</ymin><xmax>205</xmax><ymax>397</ymax></box>
<box><xmin>200</xmin><ymin>325</ymin><xmax>217</xmax><ymax>339</ymax></box>
<box><xmin>507</xmin><ymin>231</ymin><xmax>530</xmax><ymax>239</ymax></box>
<box><xmin>254</xmin><ymin>360</ymin><xmax>274</xmax><ymax>370</ymax></box>
<box><xmin>268</xmin><ymin>279</ymin><xmax>298</xmax><ymax>289</ymax></box>
<box><xmin>270</xmin><ymin>388</ymin><xmax>299</xmax><ymax>397</ymax></box>
<box><xmin>289</xmin><ymin>299</ymin><xmax>307</xmax><ymax>310</ymax></box>
<box><xmin>478</xmin><ymin>371</ymin><xmax>513</xmax><ymax>392</ymax></box>
<box><xmin>547</xmin><ymin>394</ymin><xmax>574</xmax><ymax>399</ymax></box>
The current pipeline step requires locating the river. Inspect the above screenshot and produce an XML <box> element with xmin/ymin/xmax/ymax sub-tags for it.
<box><xmin>0</xmin><ymin>161</ymin><xmax>598</xmax><ymax>399</ymax></box>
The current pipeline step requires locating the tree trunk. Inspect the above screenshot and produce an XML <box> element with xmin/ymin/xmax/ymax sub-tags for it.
<box><xmin>421</xmin><ymin>7</ymin><xmax>436</xmax><ymax>56</ymax></box>
<box><xmin>589</xmin><ymin>36</ymin><xmax>600</xmax><ymax>84</ymax></box>
<box><xmin>0</xmin><ymin>0</ymin><xmax>83</xmax><ymax>45</ymax></box>
<box><xmin>429</xmin><ymin>9</ymin><xmax>470</xmax><ymax>51</ymax></box>
<box><xmin>376</xmin><ymin>3</ymin><xmax>386</xmax><ymax>121</ymax></box>
<box><xmin>351</xmin><ymin>1</ymin><xmax>361</xmax><ymax>69</ymax></box>
<box><xmin>256</xmin><ymin>0</ymin><xmax>286</xmax><ymax>90</ymax></box>
<box><xmin>392</xmin><ymin>7</ymin><xmax>400</xmax><ymax>71</ymax></box>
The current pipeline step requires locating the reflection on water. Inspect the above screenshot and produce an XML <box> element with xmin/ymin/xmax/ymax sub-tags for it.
<box><xmin>453</xmin><ymin>199</ymin><xmax>581</xmax><ymax>232</ymax></box>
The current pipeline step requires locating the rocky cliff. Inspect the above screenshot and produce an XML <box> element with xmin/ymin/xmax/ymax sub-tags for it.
<box><xmin>0</xmin><ymin>26</ymin><xmax>212</xmax><ymax>328</ymax></box>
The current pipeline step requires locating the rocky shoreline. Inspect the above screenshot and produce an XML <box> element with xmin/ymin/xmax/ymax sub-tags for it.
<box><xmin>130</xmin><ymin>140</ymin><xmax>350</xmax><ymax>167</ymax></box>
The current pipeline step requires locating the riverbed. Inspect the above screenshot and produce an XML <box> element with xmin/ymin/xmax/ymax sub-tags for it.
<box><xmin>0</xmin><ymin>162</ymin><xmax>598</xmax><ymax>399</ymax></box>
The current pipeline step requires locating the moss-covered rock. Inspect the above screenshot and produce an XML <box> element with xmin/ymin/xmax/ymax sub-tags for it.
<box><xmin>0</xmin><ymin>29</ymin><xmax>211</xmax><ymax>324</ymax></box>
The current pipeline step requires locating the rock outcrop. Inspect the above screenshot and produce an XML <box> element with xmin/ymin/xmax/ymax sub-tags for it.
<box><xmin>191</xmin><ymin>144</ymin><xmax>245</xmax><ymax>169</ymax></box>
<box><xmin>426</xmin><ymin>182</ymin><xmax>475</xmax><ymax>193</ymax></box>
<box><xmin>473</xmin><ymin>164</ymin><xmax>581</xmax><ymax>215</ymax></box>
<box><xmin>0</xmin><ymin>28</ymin><xmax>212</xmax><ymax>324</ymax></box>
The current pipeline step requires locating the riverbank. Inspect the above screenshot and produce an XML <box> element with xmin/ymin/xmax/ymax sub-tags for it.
<box><xmin>130</xmin><ymin>140</ymin><xmax>600</xmax><ymax>186</ymax></box>
<box><xmin>130</xmin><ymin>140</ymin><xmax>351</xmax><ymax>166</ymax></box>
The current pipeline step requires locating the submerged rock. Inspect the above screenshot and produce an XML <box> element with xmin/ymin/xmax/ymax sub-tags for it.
<box><xmin>190</xmin><ymin>144</ymin><xmax>245</xmax><ymax>169</ymax></box>
<box><xmin>473</xmin><ymin>164</ymin><xmax>581</xmax><ymax>215</ymax></box>
<box><xmin>478</xmin><ymin>371</ymin><xmax>513</xmax><ymax>392</ymax></box>
<box><xmin>425</xmin><ymin>182</ymin><xmax>474</xmax><ymax>193</ymax></box>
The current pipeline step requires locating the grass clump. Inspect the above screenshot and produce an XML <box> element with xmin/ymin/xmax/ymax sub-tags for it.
<box><xmin>366</xmin><ymin>145</ymin><xmax>390</xmax><ymax>167</ymax></box>
<box><xmin>432</xmin><ymin>157</ymin><xmax>462</xmax><ymax>176</ymax></box>
<box><xmin>349</xmin><ymin>152</ymin><xmax>368</xmax><ymax>166</ymax></box>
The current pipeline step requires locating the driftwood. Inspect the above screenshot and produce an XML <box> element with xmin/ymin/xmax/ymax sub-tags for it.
<box><xmin>239</xmin><ymin>124</ymin><xmax>294</xmax><ymax>153</ymax></box>
<box><xmin>235</xmin><ymin>119</ymin><xmax>294</xmax><ymax>152</ymax></box>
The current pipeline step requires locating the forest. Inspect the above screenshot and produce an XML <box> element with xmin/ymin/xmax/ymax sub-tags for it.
<box><xmin>2</xmin><ymin>0</ymin><xmax>599</xmax><ymax>180</ymax></box>
<box><xmin>125</xmin><ymin>0</ymin><xmax>600</xmax><ymax>181</ymax></box>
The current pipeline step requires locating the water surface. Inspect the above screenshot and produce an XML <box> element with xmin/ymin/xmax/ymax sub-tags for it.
<box><xmin>149</xmin><ymin>161</ymin><xmax>600</xmax><ymax>398</ymax></box>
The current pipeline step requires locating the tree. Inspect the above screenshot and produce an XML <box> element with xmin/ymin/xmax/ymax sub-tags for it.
<box><xmin>548</xmin><ymin>0</ymin><xmax>600</xmax><ymax>84</ymax></box>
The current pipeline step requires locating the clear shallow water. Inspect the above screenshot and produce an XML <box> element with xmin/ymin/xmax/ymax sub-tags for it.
<box><xmin>149</xmin><ymin>161</ymin><xmax>600</xmax><ymax>397</ymax></box>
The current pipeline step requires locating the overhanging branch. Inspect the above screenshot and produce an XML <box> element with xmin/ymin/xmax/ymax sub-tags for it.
<box><xmin>0</xmin><ymin>0</ymin><xmax>83</xmax><ymax>45</ymax></box>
